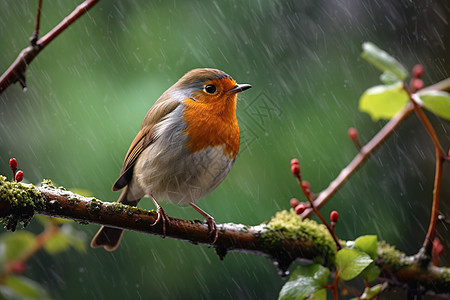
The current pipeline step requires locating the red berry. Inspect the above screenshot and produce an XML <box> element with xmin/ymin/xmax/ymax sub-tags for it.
<box><xmin>433</xmin><ymin>238</ymin><xmax>444</xmax><ymax>256</ymax></box>
<box><xmin>412</xmin><ymin>78</ymin><xmax>424</xmax><ymax>91</ymax></box>
<box><xmin>9</xmin><ymin>158</ymin><xmax>17</xmax><ymax>172</ymax></box>
<box><xmin>295</xmin><ymin>203</ymin><xmax>307</xmax><ymax>215</ymax></box>
<box><xmin>290</xmin><ymin>164</ymin><xmax>300</xmax><ymax>177</ymax></box>
<box><xmin>412</xmin><ymin>64</ymin><xmax>424</xmax><ymax>78</ymax></box>
<box><xmin>10</xmin><ymin>261</ymin><xmax>26</xmax><ymax>274</ymax></box>
<box><xmin>301</xmin><ymin>181</ymin><xmax>311</xmax><ymax>190</ymax></box>
<box><xmin>347</xmin><ymin>128</ymin><xmax>358</xmax><ymax>141</ymax></box>
<box><xmin>290</xmin><ymin>198</ymin><xmax>299</xmax><ymax>208</ymax></box>
<box><xmin>330</xmin><ymin>210</ymin><xmax>339</xmax><ymax>223</ymax></box>
<box><xmin>15</xmin><ymin>170</ymin><xmax>24</xmax><ymax>182</ymax></box>
<box><xmin>290</xmin><ymin>158</ymin><xmax>299</xmax><ymax>166</ymax></box>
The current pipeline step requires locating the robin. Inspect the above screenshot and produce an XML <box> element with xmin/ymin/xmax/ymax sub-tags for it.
<box><xmin>91</xmin><ymin>68</ymin><xmax>251</xmax><ymax>251</ymax></box>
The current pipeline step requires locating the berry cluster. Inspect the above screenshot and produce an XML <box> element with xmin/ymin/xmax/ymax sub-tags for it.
<box><xmin>289</xmin><ymin>158</ymin><xmax>341</xmax><ymax>250</ymax></box>
<box><xmin>9</xmin><ymin>158</ymin><xmax>24</xmax><ymax>182</ymax></box>
<box><xmin>410</xmin><ymin>64</ymin><xmax>425</xmax><ymax>92</ymax></box>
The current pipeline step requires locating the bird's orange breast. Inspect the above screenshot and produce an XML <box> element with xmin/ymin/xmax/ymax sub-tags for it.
<box><xmin>182</xmin><ymin>96</ymin><xmax>240</xmax><ymax>159</ymax></box>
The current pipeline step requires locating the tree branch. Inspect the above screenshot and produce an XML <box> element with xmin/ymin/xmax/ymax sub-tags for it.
<box><xmin>301</xmin><ymin>77</ymin><xmax>450</xmax><ymax>219</ymax></box>
<box><xmin>0</xmin><ymin>176</ymin><xmax>336</xmax><ymax>274</ymax></box>
<box><xmin>0</xmin><ymin>0</ymin><xmax>100</xmax><ymax>93</ymax></box>
<box><xmin>407</xmin><ymin>92</ymin><xmax>446</xmax><ymax>254</ymax></box>
<box><xmin>0</xmin><ymin>176</ymin><xmax>448</xmax><ymax>296</ymax></box>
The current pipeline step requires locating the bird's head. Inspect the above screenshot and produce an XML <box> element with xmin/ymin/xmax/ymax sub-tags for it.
<box><xmin>169</xmin><ymin>68</ymin><xmax>252</xmax><ymax>104</ymax></box>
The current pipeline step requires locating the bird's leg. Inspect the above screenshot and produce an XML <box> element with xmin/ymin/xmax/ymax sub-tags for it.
<box><xmin>150</xmin><ymin>195</ymin><xmax>169</xmax><ymax>238</ymax></box>
<box><xmin>189</xmin><ymin>203</ymin><xmax>218</xmax><ymax>244</ymax></box>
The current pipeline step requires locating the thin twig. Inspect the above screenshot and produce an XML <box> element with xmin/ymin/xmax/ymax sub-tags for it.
<box><xmin>300</xmin><ymin>102</ymin><xmax>414</xmax><ymax>218</ymax></box>
<box><xmin>3</xmin><ymin>220</ymin><xmax>60</xmax><ymax>276</ymax></box>
<box><xmin>409</xmin><ymin>93</ymin><xmax>445</xmax><ymax>253</ymax></box>
<box><xmin>30</xmin><ymin>0</ymin><xmax>43</xmax><ymax>45</ymax></box>
<box><xmin>332</xmin><ymin>270</ymin><xmax>339</xmax><ymax>300</ymax></box>
<box><xmin>0</xmin><ymin>0</ymin><xmax>100</xmax><ymax>93</ymax></box>
<box><xmin>409</xmin><ymin>94</ymin><xmax>445</xmax><ymax>156</ymax></box>
<box><xmin>300</xmin><ymin>78</ymin><xmax>450</xmax><ymax>219</ymax></box>
<box><xmin>296</xmin><ymin>174</ymin><xmax>342</xmax><ymax>250</ymax></box>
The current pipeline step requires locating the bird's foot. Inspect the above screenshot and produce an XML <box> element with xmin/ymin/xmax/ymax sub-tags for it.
<box><xmin>150</xmin><ymin>195</ymin><xmax>169</xmax><ymax>238</ymax></box>
<box><xmin>189</xmin><ymin>202</ymin><xmax>219</xmax><ymax>244</ymax></box>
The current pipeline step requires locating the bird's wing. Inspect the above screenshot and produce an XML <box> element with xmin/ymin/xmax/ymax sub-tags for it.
<box><xmin>112</xmin><ymin>96</ymin><xmax>180</xmax><ymax>191</ymax></box>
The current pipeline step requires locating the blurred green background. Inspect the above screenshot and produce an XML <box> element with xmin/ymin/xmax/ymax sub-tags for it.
<box><xmin>1</xmin><ymin>0</ymin><xmax>449</xmax><ymax>299</ymax></box>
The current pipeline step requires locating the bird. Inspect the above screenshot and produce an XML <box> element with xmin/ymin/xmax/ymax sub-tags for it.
<box><xmin>91</xmin><ymin>68</ymin><xmax>252</xmax><ymax>251</ymax></box>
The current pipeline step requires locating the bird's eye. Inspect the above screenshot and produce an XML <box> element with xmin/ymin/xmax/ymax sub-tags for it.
<box><xmin>204</xmin><ymin>85</ymin><xmax>217</xmax><ymax>94</ymax></box>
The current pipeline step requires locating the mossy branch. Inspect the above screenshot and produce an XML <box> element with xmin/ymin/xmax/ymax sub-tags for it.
<box><xmin>0</xmin><ymin>175</ymin><xmax>449</xmax><ymax>296</ymax></box>
<box><xmin>0</xmin><ymin>176</ymin><xmax>335</xmax><ymax>271</ymax></box>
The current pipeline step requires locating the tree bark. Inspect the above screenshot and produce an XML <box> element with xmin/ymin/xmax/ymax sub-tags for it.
<box><xmin>0</xmin><ymin>176</ymin><xmax>448</xmax><ymax>297</ymax></box>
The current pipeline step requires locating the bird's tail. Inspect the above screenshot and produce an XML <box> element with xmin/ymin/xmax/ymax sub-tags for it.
<box><xmin>90</xmin><ymin>187</ymin><xmax>139</xmax><ymax>251</ymax></box>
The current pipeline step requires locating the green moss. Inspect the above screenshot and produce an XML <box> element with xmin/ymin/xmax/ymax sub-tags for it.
<box><xmin>40</xmin><ymin>179</ymin><xmax>57</xmax><ymax>189</ymax></box>
<box><xmin>378</xmin><ymin>241</ymin><xmax>410</xmax><ymax>270</ymax></box>
<box><xmin>104</xmin><ymin>203</ymin><xmax>124</xmax><ymax>215</ymax></box>
<box><xmin>67</xmin><ymin>197</ymin><xmax>80</xmax><ymax>207</ymax></box>
<box><xmin>125</xmin><ymin>206</ymin><xmax>141</xmax><ymax>216</ymax></box>
<box><xmin>262</xmin><ymin>209</ymin><xmax>336</xmax><ymax>267</ymax></box>
<box><xmin>86</xmin><ymin>198</ymin><xmax>143</xmax><ymax>216</ymax></box>
<box><xmin>441</xmin><ymin>267</ymin><xmax>450</xmax><ymax>285</ymax></box>
<box><xmin>86</xmin><ymin>198</ymin><xmax>102</xmax><ymax>214</ymax></box>
<box><xmin>102</xmin><ymin>202</ymin><xmax>145</xmax><ymax>217</ymax></box>
<box><xmin>0</xmin><ymin>175</ymin><xmax>45</xmax><ymax>231</ymax></box>
<box><xmin>378</xmin><ymin>242</ymin><xmax>450</xmax><ymax>293</ymax></box>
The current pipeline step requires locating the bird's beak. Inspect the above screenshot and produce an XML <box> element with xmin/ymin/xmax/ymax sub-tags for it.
<box><xmin>228</xmin><ymin>84</ymin><xmax>252</xmax><ymax>94</ymax></box>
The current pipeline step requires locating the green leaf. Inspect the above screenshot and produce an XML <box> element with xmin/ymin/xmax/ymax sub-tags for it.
<box><xmin>354</xmin><ymin>235</ymin><xmax>378</xmax><ymax>259</ymax></box>
<box><xmin>278</xmin><ymin>264</ymin><xmax>330</xmax><ymax>300</ymax></box>
<box><xmin>345</xmin><ymin>236</ymin><xmax>380</xmax><ymax>281</ymax></box>
<box><xmin>308</xmin><ymin>288</ymin><xmax>326</xmax><ymax>300</ymax></box>
<box><xmin>0</xmin><ymin>232</ymin><xmax>35</xmax><ymax>261</ymax></box>
<box><xmin>1</xmin><ymin>275</ymin><xmax>51</xmax><ymax>299</ymax></box>
<box><xmin>419</xmin><ymin>91</ymin><xmax>450</xmax><ymax>120</ymax></box>
<box><xmin>361</xmin><ymin>42</ymin><xmax>408</xmax><ymax>80</ymax></box>
<box><xmin>379</xmin><ymin>72</ymin><xmax>400</xmax><ymax>85</ymax></box>
<box><xmin>360</xmin><ymin>262</ymin><xmax>381</xmax><ymax>282</ymax></box>
<box><xmin>359</xmin><ymin>82</ymin><xmax>409</xmax><ymax>121</ymax></box>
<box><xmin>360</xmin><ymin>283</ymin><xmax>387</xmax><ymax>299</ymax></box>
<box><xmin>336</xmin><ymin>249</ymin><xmax>373</xmax><ymax>281</ymax></box>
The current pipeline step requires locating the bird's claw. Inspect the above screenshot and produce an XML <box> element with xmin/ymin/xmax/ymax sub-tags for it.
<box><xmin>189</xmin><ymin>202</ymin><xmax>219</xmax><ymax>244</ymax></box>
<box><xmin>150</xmin><ymin>196</ymin><xmax>169</xmax><ymax>238</ymax></box>
<box><xmin>205</xmin><ymin>216</ymin><xmax>218</xmax><ymax>244</ymax></box>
